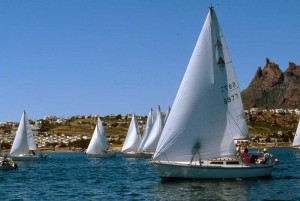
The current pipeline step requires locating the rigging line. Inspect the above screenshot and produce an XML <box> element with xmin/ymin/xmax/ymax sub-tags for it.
<box><xmin>227</xmin><ymin>109</ymin><xmax>248</xmax><ymax>138</ymax></box>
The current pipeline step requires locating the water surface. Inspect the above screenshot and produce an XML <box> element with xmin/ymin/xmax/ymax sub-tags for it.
<box><xmin>0</xmin><ymin>148</ymin><xmax>299</xmax><ymax>200</ymax></box>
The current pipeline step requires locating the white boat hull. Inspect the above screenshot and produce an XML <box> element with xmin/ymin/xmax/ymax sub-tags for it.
<box><xmin>11</xmin><ymin>154</ymin><xmax>47</xmax><ymax>161</ymax></box>
<box><xmin>151</xmin><ymin>161</ymin><xmax>273</xmax><ymax>179</ymax></box>
<box><xmin>87</xmin><ymin>152</ymin><xmax>116</xmax><ymax>158</ymax></box>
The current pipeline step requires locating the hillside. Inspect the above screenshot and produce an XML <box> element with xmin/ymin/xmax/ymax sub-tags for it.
<box><xmin>241</xmin><ymin>58</ymin><xmax>300</xmax><ymax>109</ymax></box>
<box><xmin>39</xmin><ymin>115</ymin><xmax>146</xmax><ymax>147</ymax></box>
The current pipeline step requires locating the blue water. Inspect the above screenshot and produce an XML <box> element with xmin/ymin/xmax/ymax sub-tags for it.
<box><xmin>0</xmin><ymin>148</ymin><xmax>299</xmax><ymax>200</ymax></box>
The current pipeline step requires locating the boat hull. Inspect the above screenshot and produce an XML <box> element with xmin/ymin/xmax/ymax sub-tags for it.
<box><xmin>11</xmin><ymin>154</ymin><xmax>47</xmax><ymax>161</ymax></box>
<box><xmin>0</xmin><ymin>163</ymin><xmax>16</xmax><ymax>170</ymax></box>
<box><xmin>151</xmin><ymin>161</ymin><xmax>273</xmax><ymax>179</ymax></box>
<box><xmin>87</xmin><ymin>152</ymin><xmax>116</xmax><ymax>158</ymax></box>
<box><xmin>140</xmin><ymin>152</ymin><xmax>153</xmax><ymax>158</ymax></box>
<box><xmin>121</xmin><ymin>152</ymin><xmax>146</xmax><ymax>158</ymax></box>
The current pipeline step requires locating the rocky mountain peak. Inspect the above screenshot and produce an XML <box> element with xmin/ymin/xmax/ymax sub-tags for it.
<box><xmin>241</xmin><ymin>58</ymin><xmax>300</xmax><ymax>109</ymax></box>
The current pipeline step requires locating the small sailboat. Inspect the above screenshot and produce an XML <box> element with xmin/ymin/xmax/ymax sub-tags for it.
<box><xmin>0</xmin><ymin>157</ymin><xmax>18</xmax><ymax>170</ymax></box>
<box><xmin>292</xmin><ymin>120</ymin><xmax>300</xmax><ymax>149</ymax></box>
<box><xmin>121</xmin><ymin>114</ymin><xmax>142</xmax><ymax>157</ymax></box>
<box><xmin>86</xmin><ymin>117</ymin><xmax>116</xmax><ymax>158</ymax></box>
<box><xmin>10</xmin><ymin>111</ymin><xmax>47</xmax><ymax>161</ymax></box>
<box><xmin>138</xmin><ymin>108</ymin><xmax>155</xmax><ymax>158</ymax></box>
<box><xmin>142</xmin><ymin>106</ymin><xmax>164</xmax><ymax>156</ymax></box>
<box><xmin>151</xmin><ymin>7</ymin><xmax>276</xmax><ymax>179</ymax></box>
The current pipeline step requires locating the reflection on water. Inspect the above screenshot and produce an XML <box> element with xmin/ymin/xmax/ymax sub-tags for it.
<box><xmin>153</xmin><ymin>180</ymin><xmax>252</xmax><ymax>200</ymax></box>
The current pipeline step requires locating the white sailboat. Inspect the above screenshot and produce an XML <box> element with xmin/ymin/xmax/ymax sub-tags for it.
<box><xmin>86</xmin><ymin>117</ymin><xmax>116</xmax><ymax>158</ymax></box>
<box><xmin>163</xmin><ymin>106</ymin><xmax>171</xmax><ymax>125</ymax></box>
<box><xmin>121</xmin><ymin>114</ymin><xmax>142</xmax><ymax>157</ymax></box>
<box><xmin>151</xmin><ymin>7</ymin><xmax>275</xmax><ymax>179</ymax></box>
<box><xmin>138</xmin><ymin>108</ymin><xmax>155</xmax><ymax>157</ymax></box>
<box><xmin>10</xmin><ymin>111</ymin><xmax>47</xmax><ymax>161</ymax></box>
<box><xmin>142</xmin><ymin>106</ymin><xmax>164</xmax><ymax>156</ymax></box>
<box><xmin>292</xmin><ymin>120</ymin><xmax>300</xmax><ymax>149</ymax></box>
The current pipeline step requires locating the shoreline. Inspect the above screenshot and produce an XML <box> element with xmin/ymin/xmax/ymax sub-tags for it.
<box><xmin>1</xmin><ymin>145</ymin><xmax>292</xmax><ymax>154</ymax></box>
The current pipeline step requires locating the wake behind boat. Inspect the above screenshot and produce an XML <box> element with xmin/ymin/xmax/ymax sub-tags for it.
<box><xmin>10</xmin><ymin>111</ymin><xmax>47</xmax><ymax>161</ymax></box>
<box><xmin>151</xmin><ymin>7</ymin><xmax>277</xmax><ymax>179</ymax></box>
<box><xmin>86</xmin><ymin>117</ymin><xmax>116</xmax><ymax>158</ymax></box>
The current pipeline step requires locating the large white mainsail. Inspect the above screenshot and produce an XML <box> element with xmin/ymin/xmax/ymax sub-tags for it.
<box><xmin>142</xmin><ymin>106</ymin><xmax>164</xmax><ymax>153</ymax></box>
<box><xmin>138</xmin><ymin>109</ymin><xmax>155</xmax><ymax>152</ymax></box>
<box><xmin>121</xmin><ymin>114</ymin><xmax>141</xmax><ymax>153</ymax></box>
<box><xmin>86</xmin><ymin>117</ymin><xmax>109</xmax><ymax>154</ymax></box>
<box><xmin>11</xmin><ymin>111</ymin><xmax>37</xmax><ymax>156</ymax></box>
<box><xmin>292</xmin><ymin>120</ymin><xmax>300</xmax><ymax>146</ymax></box>
<box><xmin>153</xmin><ymin>7</ymin><xmax>248</xmax><ymax>163</ymax></box>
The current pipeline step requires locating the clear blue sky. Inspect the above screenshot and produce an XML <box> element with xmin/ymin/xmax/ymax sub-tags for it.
<box><xmin>1</xmin><ymin>0</ymin><xmax>299</xmax><ymax>122</ymax></box>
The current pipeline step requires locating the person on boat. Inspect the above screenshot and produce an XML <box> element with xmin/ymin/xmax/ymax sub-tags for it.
<box><xmin>236</xmin><ymin>144</ymin><xmax>242</xmax><ymax>156</ymax></box>
<box><xmin>240</xmin><ymin>148</ymin><xmax>250</xmax><ymax>164</ymax></box>
<box><xmin>256</xmin><ymin>148</ymin><xmax>271</xmax><ymax>164</ymax></box>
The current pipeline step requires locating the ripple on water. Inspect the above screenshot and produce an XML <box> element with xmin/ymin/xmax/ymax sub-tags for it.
<box><xmin>0</xmin><ymin>149</ymin><xmax>300</xmax><ymax>200</ymax></box>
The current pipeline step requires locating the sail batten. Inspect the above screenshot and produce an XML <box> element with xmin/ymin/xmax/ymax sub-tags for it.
<box><xmin>153</xmin><ymin>7</ymin><xmax>248</xmax><ymax>163</ymax></box>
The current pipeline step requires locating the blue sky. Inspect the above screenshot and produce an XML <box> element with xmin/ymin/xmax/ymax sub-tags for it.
<box><xmin>0</xmin><ymin>0</ymin><xmax>299</xmax><ymax>121</ymax></box>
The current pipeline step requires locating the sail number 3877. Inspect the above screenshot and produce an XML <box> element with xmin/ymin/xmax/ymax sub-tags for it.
<box><xmin>224</xmin><ymin>94</ymin><xmax>238</xmax><ymax>104</ymax></box>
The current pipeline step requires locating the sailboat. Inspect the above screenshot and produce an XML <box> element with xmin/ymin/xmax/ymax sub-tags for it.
<box><xmin>163</xmin><ymin>107</ymin><xmax>171</xmax><ymax>125</ymax></box>
<box><xmin>0</xmin><ymin>157</ymin><xmax>18</xmax><ymax>170</ymax></box>
<box><xmin>141</xmin><ymin>106</ymin><xmax>164</xmax><ymax>156</ymax></box>
<box><xmin>151</xmin><ymin>7</ymin><xmax>276</xmax><ymax>179</ymax></box>
<box><xmin>10</xmin><ymin>111</ymin><xmax>47</xmax><ymax>161</ymax></box>
<box><xmin>292</xmin><ymin>120</ymin><xmax>300</xmax><ymax>149</ymax></box>
<box><xmin>121</xmin><ymin>114</ymin><xmax>142</xmax><ymax>157</ymax></box>
<box><xmin>137</xmin><ymin>108</ymin><xmax>155</xmax><ymax>157</ymax></box>
<box><xmin>86</xmin><ymin>117</ymin><xmax>116</xmax><ymax>158</ymax></box>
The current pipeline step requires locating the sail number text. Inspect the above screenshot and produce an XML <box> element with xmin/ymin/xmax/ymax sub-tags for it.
<box><xmin>221</xmin><ymin>82</ymin><xmax>237</xmax><ymax>92</ymax></box>
<box><xmin>224</xmin><ymin>94</ymin><xmax>238</xmax><ymax>104</ymax></box>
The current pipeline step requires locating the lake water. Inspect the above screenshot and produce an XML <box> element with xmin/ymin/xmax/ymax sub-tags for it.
<box><xmin>0</xmin><ymin>148</ymin><xmax>299</xmax><ymax>200</ymax></box>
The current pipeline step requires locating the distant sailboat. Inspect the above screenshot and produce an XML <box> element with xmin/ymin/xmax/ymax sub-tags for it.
<box><xmin>142</xmin><ymin>106</ymin><xmax>164</xmax><ymax>155</ymax></box>
<box><xmin>86</xmin><ymin>117</ymin><xmax>116</xmax><ymax>158</ymax></box>
<box><xmin>292</xmin><ymin>120</ymin><xmax>300</xmax><ymax>149</ymax></box>
<box><xmin>138</xmin><ymin>108</ymin><xmax>155</xmax><ymax>154</ymax></box>
<box><xmin>151</xmin><ymin>7</ymin><xmax>276</xmax><ymax>179</ymax></box>
<box><xmin>121</xmin><ymin>114</ymin><xmax>142</xmax><ymax>157</ymax></box>
<box><xmin>10</xmin><ymin>111</ymin><xmax>47</xmax><ymax>161</ymax></box>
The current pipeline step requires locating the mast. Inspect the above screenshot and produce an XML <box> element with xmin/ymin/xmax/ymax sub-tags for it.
<box><xmin>153</xmin><ymin>7</ymin><xmax>247</xmax><ymax>162</ymax></box>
